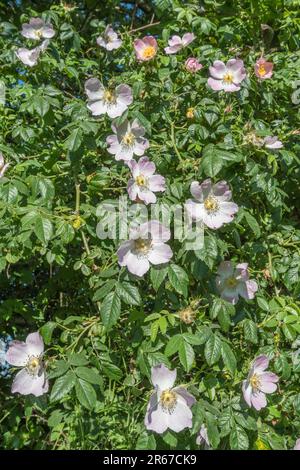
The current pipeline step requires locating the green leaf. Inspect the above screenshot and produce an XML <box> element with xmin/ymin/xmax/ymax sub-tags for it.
<box><xmin>68</xmin><ymin>353</ymin><xmax>89</xmax><ymax>366</ymax></box>
<box><xmin>40</xmin><ymin>321</ymin><xmax>56</xmax><ymax>345</ymax></box>
<box><xmin>34</xmin><ymin>216</ymin><xmax>53</xmax><ymax>243</ymax></box>
<box><xmin>116</xmin><ymin>282</ymin><xmax>141</xmax><ymax>305</ymax></box>
<box><xmin>178</xmin><ymin>339</ymin><xmax>194</xmax><ymax>372</ymax></box>
<box><xmin>102</xmin><ymin>361</ymin><xmax>123</xmax><ymax>381</ymax></box>
<box><xmin>48</xmin><ymin>360</ymin><xmax>69</xmax><ymax>379</ymax></box>
<box><xmin>136</xmin><ymin>432</ymin><xmax>156</xmax><ymax>450</ymax></box>
<box><xmin>50</xmin><ymin>370</ymin><xmax>76</xmax><ymax>402</ymax></box>
<box><xmin>64</xmin><ymin>128</ymin><xmax>83</xmax><ymax>152</ymax></box>
<box><xmin>100</xmin><ymin>290</ymin><xmax>121</xmax><ymax>330</ymax></box>
<box><xmin>243</xmin><ymin>319</ymin><xmax>258</xmax><ymax>344</ymax></box>
<box><xmin>75</xmin><ymin>367</ymin><xmax>103</xmax><ymax>386</ymax></box>
<box><xmin>221</xmin><ymin>342</ymin><xmax>237</xmax><ymax>375</ymax></box>
<box><xmin>150</xmin><ymin>265</ymin><xmax>168</xmax><ymax>291</ymax></box>
<box><xmin>243</xmin><ymin>211</ymin><xmax>261</xmax><ymax>238</ymax></box>
<box><xmin>168</xmin><ymin>263</ymin><xmax>189</xmax><ymax>297</ymax></box>
<box><xmin>75</xmin><ymin>378</ymin><xmax>97</xmax><ymax>410</ymax></box>
<box><xmin>229</xmin><ymin>423</ymin><xmax>249</xmax><ymax>450</ymax></box>
<box><xmin>204</xmin><ymin>334</ymin><xmax>222</xmax><ymax>365</ymax></box>
<box><xmin>165</xmin><ymin>334</ymin><xmax>182</xmax><ymax>356</ymax></box>
<box><xmin>93</xmin><ymin>280</ymin><xmax>116</xmax><ymax>301</ymax></box>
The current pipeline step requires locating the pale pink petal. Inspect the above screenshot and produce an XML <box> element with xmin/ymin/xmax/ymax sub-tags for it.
<box><xmin>6</xmin><ymin>341</ymin><xmax>29</xmax><ymax>366</ymax></box>
<box><xmin>151</xmin><ymin>363</ymin><xmax>176</xmax><ymax>389</ymax></box>
<box><xmin>148</xmin><ymin>243</ymin><xmax>173</xmax><ymax>265</ymax></box>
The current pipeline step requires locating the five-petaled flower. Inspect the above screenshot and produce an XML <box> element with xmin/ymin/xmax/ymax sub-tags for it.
<box><xmin>21</xmin><ymin>17</ymin><xmax>55</xmax><ymax>40</ymax></box>
<box><xmin>145</xmin><ymin>363</ymin><xmax>196</xmax><ymax>434</ymax></box>
<box><xmin>255</xmin><ymin>57</ymin><xmax>273</xmax><ymax>80</ymax></box>
<box><xmin>85</xmin><ymin>78</ymin><xmax>133</xmax><ymax>118</ymax></box>
<box><xmin>5</xmin><ymin>332</ymin><xmax>49</xmax><ymax>397</ymax></box>
<box><xmin>208</xmin><ymin>59</ymin><xmax>246</xmax><ymax>92</ymax></box>
<box><xmin>242</xmin><ymin>355</ymin><xmax>279</xmax><ymax>411</ymax></box>
<box><xmin>185</xmin><ymin>57</ymin><xmax>203</xmax><ymax>73</ymax></box>
<box><xmin>0</xmin><ymin>152</ymin><xmax>9</xmax><ymax>178</ymax></box>
<box><xmin>117</xmin><ymin>220</ymin><xmax>173</xmax><ymax>277</ymax></box>
<box><xmin>185</xmin><ymin>179</ymin><xmax>238</xmax><ymax>230</ymax></box>
<box><xmin>164</xmin><ymin>33</ymin><xmax>195</xmax><ymax>54</ymax></box>
<box><xmin>127</xmin><ymin>156</ymin><xmax>166</xmax><ymax>204</ymax></box>
<box><xmin>134</xmin><ymin>36</ymin><xmax>158</xmax><ymax>61</ymax></box>
<box><xmin>216</xmin><ymin>261</ymin><xmax>258</xmax><ymax>304</ymax></box>
<box><xmin>16</xmin><ymin>39</ymin><xmax>49</xmax><ymax>67</ymax></box>
<box><xmin>97</xmin><ymin>25</ymin><xmax>122</xmax><ymax>51</ymax></box>
<box><xmin>106</xmin><ymin>119</ymin><xmax>149</xmax><ymax>161</ymax></box>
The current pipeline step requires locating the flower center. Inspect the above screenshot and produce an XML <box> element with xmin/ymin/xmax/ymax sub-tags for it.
<box><xmin>186</xmin><ymin>107</ymin><xmax>195</xmax><ymax>119</ymax></box>
<box><xmin>223</xmin><ymin>72</ymin><xmax>234</xmax><ymax>84</ymax></box>
<box><xmin>204</xmin><ymin>196</ymin><xmax>219</xmax><ymax>213</ymax></box>
<box><xmin>142</xmin><ymin>46</ymin><xmax>156</xmax><ymax>60</ymax></box>
<box><xmin>225</xmin><ymin>276</ymin><xmax>238</xmax><ymax>289</ymax></box>
<box><xmin>160</xmin><ymin>389</ymin><xmax>177</xmax><ymax>413</ymax></box>
<box><xmin>35</xmin><ymin>29</ymin><xmax>43</xmax><ymax>39</ymax></box>
<box><xmin>103</xmin><ymin>89</ymin><xmax>116</xmax><ymax>104</ymax></box>
<box><xmin>258</xmin><ymin>64</ymin><xmax>266</xmax><ymax>76</ymax></box>
<box><xmin>250</xmin><ymin>373</ymin><xmax>261</xmax><ymax>391</ymax></box>
<box><xmin>122</xmin><ymin>132</ymin><xmax>135</xmax><ymax>147</ymax></box>
<box><xmin>134</xmin><ymin>237</ymin><xmax>152</xmax><ymax>254</ymax></box>
<box><xmin>26</xmin><ymin>356</ymin><xmax>41</xmax><ymax>376</ymax></box>
<box><xmin>135</xmin><ymin>174</ymin><xmax>147</xmax><ymax>187</ymax></box>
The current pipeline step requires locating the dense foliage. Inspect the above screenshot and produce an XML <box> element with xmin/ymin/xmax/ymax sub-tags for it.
<box><xmin>0</xmin><ymin>0</ymin><xmax>300</xmax><ymax>451</ymax></box>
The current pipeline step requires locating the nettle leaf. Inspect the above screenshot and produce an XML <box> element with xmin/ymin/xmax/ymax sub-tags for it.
<box><xmin>75</xmin><ymin>378</ymin><xmax>97</xmax><ymax>410</ymax></box>
<box><xmin>100</xmin><ymin>290</ymin><xmax>121</xmax><ymax>330</ymax></box>
<box><xmin>168</xmin><ymin>263</ymin><xmax>189</xmax><ymax>297</ymax></box>
<box><xmin>204</xmin><ymin>333</ymin><xmax>222</xmax><ymax>365</ymax></box>
<box><xmin>50</xmin><ymin>370</ymin><xmax>76</xmax><ymax>402</ymax></box>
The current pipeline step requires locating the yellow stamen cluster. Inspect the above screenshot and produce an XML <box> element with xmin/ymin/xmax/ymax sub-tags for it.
<box><xmin>142</xmin><ymin>46</ymin><xmax>156</xmax><ymax>60</ymax></box>
<box><xmin>223</xmin><ymin>72</ymin><xmax>234</xmax><ymax>84</ymax></box>
<box><xmin>225</xmin><ymin>277</ymin><xmax>238</xmax><ymax>289</ymax></box>
<box><xmin>134</xmin><ymin>238</ymin><xmax>152</xmax><ymax>254</ymax></box>
<box><xmin>250</xmin><ymin>373</ymin><xmax>261</xmax><ymax>391</ymax></box>
<box><xmin>135</xmin><ymin>175</ymin><xmax>146</xmax><ymax>187</ymax></box>
<box><xmin>122</xmin><ymin>132</ymin><xmax>135</xmax><ymax>147</ymax></box>
<box><xmin>26</xmin><ymin>356</ymin><xmax>41</xmax><ymax>375</ymax></box>
<box><xmin>160</xmin><ymin>389</ymin><xmax>177</xmax><ymax>413</ymax></box>
<box><xmin>258</xmin><ymin>64</ymin><xmax>266</xmax><ymax>76</ymax></box>
<box><xmin>204</xmin><ymin>196</ymin><xmax>219</xmax><ymax>213</ymax></box>
<box><xmin>103</xmin><ymin>89</ymin><xmax>116</xmax><ymax>104</ymax></box>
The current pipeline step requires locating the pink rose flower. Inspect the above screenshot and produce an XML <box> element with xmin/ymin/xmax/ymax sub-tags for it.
<box><xmin>145</xmin><ymin>364</ymin><xmax>196</xmax><ymax>434</ymax></box>
<box><xmin>21</xmin><ymin>17</ymin><xmax>55</xmax><ymax>40</ymax></box>
<box><xmin>164</xmin><ymin>33</ymin><xmax>195</xmax><ymax>54</ymax></box>
<box><xmin>117</xmin><ymin>220</ymin><xmax>173</xmax><ymax>277</ymax></box>
<box><xmin>16</xmin><ymin>39</ymin><xmax>49</xmax><ymax>67</ymax></box>
<box><xmin>106</xmin><ymin>119</ymin><xmax>149</xmax><ymax>162</ymax></box>
<box><xmin>133</xmin><ymin>36</ymin><xmax>158</xmax><ymax>61</ymax></box>
<box><xmin>97</xmin><ymin>25</ymin><xmax>122</xmax><ymax>51</ymax></box>
<box><xmin>185</xmin><ymin>179</ymin><xmax>238</xmax><ymax>230</ymax></box>
<box><xmin>127</xmin><ymin>156</ymin><xmax>166</xmax><ymax>204</ymax></box>
<box><xmin>255</xmin><ymin>57</ymin><xmax>273</xmax><ymax>80</ymax></box>
<box><xmin>5</xmin><ymin>332</ymin><xmax>49</xmax><ymax>397</ymax></box>
<box><xmin>216</xmin><ymin>261</ymin><xmax>258</xmax><ymax>304</ymax></box>
<box><xmin>85</xmin><ymin>78</ymin><xmax>132</xmax><ymax>118</ymax></box>
<box><xmin>208</xmin><ymin>59</ymin><xmax>246</xmax><ymax>92</ymax></box>
<box><xmin>185</xmin><ymin>57</ymin><xmax>203</xmax><ymax>73</ymax></box>
<box><xmin>242</xmin><ymin>355</ymin><xmax>279</xmax><ymax>411</ymax></box>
